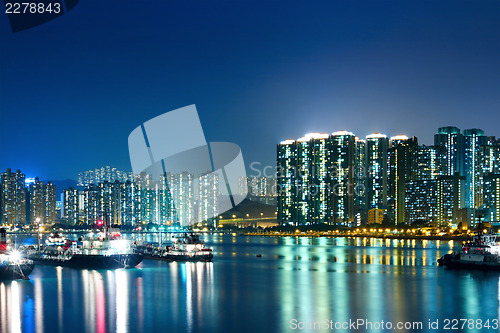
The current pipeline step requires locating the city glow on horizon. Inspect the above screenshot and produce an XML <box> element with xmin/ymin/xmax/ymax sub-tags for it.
<box><xmin>304</xmin><ymin>133</ymin><xmax>329</xmax><ymax>139</ymax></box>
<box><xmin>366</xmin><ymin>133</ymin><xmax>387</xmax><ymax>139</ymax></box>
<box><xmin>332</xmin><ymin>130</ymin><xmax>355</xmax><ymax>137</ymax></box>
<box><xmin>391</xmin><ymin>135</ymin><xmax>409</xmax><ymax>141</ymax></box>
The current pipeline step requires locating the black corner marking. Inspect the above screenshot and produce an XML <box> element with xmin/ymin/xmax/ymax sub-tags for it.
<box><xmin>4</xmin><ymin>0</ymin><xmax>79</xmax><ymax>33</ymax></box>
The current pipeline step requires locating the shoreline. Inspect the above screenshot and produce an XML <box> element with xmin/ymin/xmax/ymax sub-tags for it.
<box><xmin>243</xmin><ymin>232</ymin><xmax>468</xmax><ymax>241</ymax></box>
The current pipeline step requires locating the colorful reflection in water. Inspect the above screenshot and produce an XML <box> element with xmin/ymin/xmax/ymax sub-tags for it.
<box><xmin>0</xmin><ymin>235</ymin><xmax>498</xmax><ymax>333</ymax></box>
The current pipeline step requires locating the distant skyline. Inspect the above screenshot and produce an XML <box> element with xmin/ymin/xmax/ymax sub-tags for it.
<box><xmin>1</xmin><ymin>0</ymin><xmax>499</xmax><ymax>181</ymax></box>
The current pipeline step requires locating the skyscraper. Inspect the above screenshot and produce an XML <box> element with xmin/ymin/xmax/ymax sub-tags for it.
<box><xmin>416</xmin><ymin>145</ymin><xmax>446</xmax><ymax>180</ymax></box>
<box><xmin>366</xmin><ymin>133</ymin><xmax>389</xmax><ymax>211</ymax></box>
<box><xmin>277</xmin><ymin>139</ymin><xmax>297</xmax><ymax>224</ymax></box>
<box><xmin>196</xmin><ymin>172</ymin><xmax>219</xmax><ymax>226</ymax></box>
<box><xmin>405</xmin><ymin>179</ymin><xmax>437</xmax><ymax>225</ymax></box>
<box><xmin>483</xmin><ymin>173</ymin><xmax>500</xmax><ymax>223</ymax></box>
<box><xmin>437</xmin><ymin>173</ymin><xmax>466</xmax><ymax>228</ymax></box>
<box><xmin>354</xmin><ymin>137</ymin><xmax>367</xmax><ymax>225</ymax></box>
<box><xmin>434</xmin><ymin>126</ymin><xmax>465</xmax><ymax>176</ymax></box>
<box><xmin>387</xmin><ymin>136</ymin><xmax>418</xmax><ymax>224</ymax></box>
<box><xmin>44</xmin><ymin>181</ymin><xmax>56</xmax><ymax>224</ymax></box>
<box><xmin>330</xmin><ymin>131</ymin><xmax>355</xmax><ymax>225</ymax></box>
<box><xmin>463</xmin><ymin>129</ymin><xmax>488</xmax><ymax>213</ymax></box>
<box><xmin>77</xmin><ymin>166</ymin><xmax>133</xmax><ymax>186</ymax></box>
<box><xmin>0</xmin><ymin>169</ymin><xmax>27</xmax><ymax>225</ymax></box>
<box><xmin>63</xmin><ymin>187</ymin><xmax>80</xmax><ymax>225</ymax></box>
<box><xmin>28</xmin><ymin>177</ymin><xmax>45</xmax><ymax>224</ymax></box>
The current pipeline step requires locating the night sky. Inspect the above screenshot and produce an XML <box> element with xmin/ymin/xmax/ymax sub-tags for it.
<box><xmin>1</xmin><ymin>0</ymin><xmax>499</xmax><ymax>181</ymax></box>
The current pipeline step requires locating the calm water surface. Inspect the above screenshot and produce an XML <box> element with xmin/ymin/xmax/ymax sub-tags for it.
<box><xmin>1</xmin><ymin>235</ymin><xmax>500</xmax><ymax>333</ymax></box>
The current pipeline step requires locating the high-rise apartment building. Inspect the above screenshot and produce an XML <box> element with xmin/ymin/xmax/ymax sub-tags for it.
<box><xmin>77</xmin><ymin>166</ymin><xmax>133</xmax><ymax>186</ymax></box>
<box><xmin>277</xmin><ymin>126</ymin><xmax>498</xmax><ymax>227</ymax></box>
<box><xmin>353</xmin><ymin>137</ymin><xmax>367</xmax><ymax>224</ymax></box>
<box><xmin>63</xmin><ymin>187</ymin><xmax>80</xmax><ymax>225</ymax></box>
<box><xmin>330</xmin><ymin>131</ymin><xmax>355</xmax><ymax>225</ymax></box>
<box><xmin>28</xmin><ymin>177</ymin><xmax>45</xmax><ymax>224</ymax></box>
<box><xmin>463</xmin><ymin>129</ymin><xmax>488</xmax><ymax>212</ymax></box>
<box><xmin>365</xmin><ymin>134</ymin><xmax>389</xmax><ymax>210</ymax></box>
<box><xmin>277</xmin><ymin>139</ymin><xmax>297</xmax><ymax>223</ymax></box>
<box><xmin>434</xmin><ymin>126</ymin><xmax>465</xmax><ymax>176</ymax></box>
<box><xmin>483</xmin><ymin>173</ymin><xmax>500</xmax><ymax>222</ymax></box>
<box><xmin>0</xmin><ymin>169</ymin><xmax>26</xmax><ymax>225</ymax></box>
<box><xmin>405</xmin><ymin>179</ymin><xmax>438</xmax><ymax>224</ymax></box>
<box><xmin>416</xmin><ymin>145</ymin><xmax>446</xmax><ymax>180</ymax></box>
<box><xmin>44</xmin><ymin>181</ymin><xmax>56</xmax><ymax>224</ymax></box>
<box><xmin>437</xmin><ymin>174</ymin><xmax>466</xmax><ymax>228</ymax></box>
<box><xmin>387</xmin><ymin>136</ymin><xmax>418</xmax><ymax>224</ymax></box>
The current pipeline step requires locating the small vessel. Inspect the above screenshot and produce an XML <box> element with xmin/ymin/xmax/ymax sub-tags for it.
<box><xmin>27</xmin><ymin>226</ymin><xmax>143</xmax><ymax>269</ymax></box>
<box><xmin>0</xmin><ymin>228</ymin><xmax>35</xmax><ymax>280</ymax></box>
<box><xmin>136</xmin><ymin>232</ymin><xmax>213</xmax><ymax>262</ymax></box>
<box><xmin>45</xmin><ymin>232</ymin><xmax>67</xmax><ymax>246</ymax></box>
<box><xmin>438</xmin><ymin>227</ymin><xmax>500</xmax><ymax>270</ymax></box>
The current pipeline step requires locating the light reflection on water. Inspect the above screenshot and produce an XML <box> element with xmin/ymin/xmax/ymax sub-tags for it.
<box><xmin>0</xmin><ymin>235</ymin><xmax>499</xmax><ymax>332</ymax></box>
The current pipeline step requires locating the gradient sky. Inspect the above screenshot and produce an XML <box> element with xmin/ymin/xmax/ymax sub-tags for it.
<box><xmin>1</xmin><ymin>0</ymin><xmax>499</xmax><ymax>181</ymax></box>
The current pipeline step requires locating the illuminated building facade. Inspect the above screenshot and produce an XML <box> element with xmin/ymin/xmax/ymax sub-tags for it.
<box><xmin>437</xmin><ymin>174</ymin><xmax>465</xmax><ymax>228</ymax></box>
<box><xmin>483</xmin><ymin>173</ymin><xmax>500</xmax><ymax>222</ymax></box>
<box><xmin>330</xmin><ymin>131</ymin><xmax>355</xmax><ymax>225</ymax></box>
<box><xmin>366</xmin><ymin>134</ymin><xmax>389</xmax><ymax>210</ymax></box>
<box><xmin>77</xmin><ymin>166</ymin><xmax>133</xmax><ymax>186</ymax></box>
<box><xmin>277</xmin><ymin>140</ymin><xmax>297</xmax><ymax>223</ymax></box>
<box><xmin>63</xmin><ymin>187</ymin><xmax>80</xmax><ymax>225</ymax></box>
<box><xmin>416</xmin><ymin>145</ymin><xmax>446</xmax><ymax>180</ymax></box>
<box><xmin>405</xmin><ymin>180</ymin><xmax>437</xmax><ymax>224</ymax></box>
<box><xmin>434</xmin><ymin>126</ymin><xmax>465</xmax><ymax>176</ymax></box>
<box><xmin>1</xmin><ymin>169</ymin><xmax>26</xmax><ymax>225</ymax></box>
<box><xmin>239</xmin><ymin>176</ymin><xmax>277</xmax><ymax>205</ymax></box>
<box><xmin>43</xmin><ymin>181</ymin><xmax>56</xmax><ymax>225</ymax></box>
<box><xmin>387</xmin><ymin>136</ymin><xmax>418</xmax><ymax>225</ymax></box>
<box><xmin>368</xmin><ymin>208</ymin><xmax>384</xmax><ymax>224</ymax></box>
<box><xmin>196</xmin><ymin>172</ymin><xmax>219</xmax><ymax>227</ymax></box>
<box><xmin>273</xmin><ymin>126</ymin><xmax>498</xmax><ymax>227</ymax></box>
<box><xmin>28</xmin><ymin>177</ymin><xmax>45</xmax><ymax>224</ymax></box>
<box><xmin>354</xmin><ymin>137</ymin><xmax>367</xmax><ymax>224</ymax></box>
<box><xmin>464</xmin><ymin>129</ymin><xmax>488</xmax><ymax>214</ymax></box>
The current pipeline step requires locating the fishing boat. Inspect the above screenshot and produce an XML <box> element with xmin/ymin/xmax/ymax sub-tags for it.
<box><xmin>438</xmin><ymin>227</ymin><xmax>500</xmax><ymax>270</ymax></box>
<box><xmin>136</xmin><ymin>232</ymin><xmax>213</xmax><ymax>262</ymax></box>
<box><xmin>0</xmin><ymin>228</ymin><xmax>35</xmax><ymax>280</ymax></box>
<box><xmin>26</xmin><ymin>226</ymin><xmax>143</xmax><ymax>269</ymax></box>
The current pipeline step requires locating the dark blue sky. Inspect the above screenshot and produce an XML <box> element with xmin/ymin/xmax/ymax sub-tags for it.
<box><xmin>1</xmin><ymin>0</ymin><xmax>499</xmax><ymax>181</ymax></box>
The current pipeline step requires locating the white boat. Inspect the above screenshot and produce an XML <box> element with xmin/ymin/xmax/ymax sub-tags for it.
<box><xmin>136</xmin><ymin>233</ymin><xmax>213</xmax><ymax>262</ymax></box>
<box><xmin>438</xmin><ymin>231</ymin><xmax>500</xmax><ymax>269</ymax></box>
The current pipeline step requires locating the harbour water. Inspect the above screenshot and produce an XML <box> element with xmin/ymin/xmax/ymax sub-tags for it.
<box><xmin>1</xmin><ymin>235</ymin><xmax>500</xmax><ymax>332</ymax></box>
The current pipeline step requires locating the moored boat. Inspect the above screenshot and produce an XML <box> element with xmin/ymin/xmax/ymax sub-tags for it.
<box><xmin>26</xmin><ymin>227</ymin><xmax>143</xmax><ymax>269</ymax></box>
<box><xmin>136</xmin><ymin>232</ymin><xmax>213</xmax><ymax>262</ymax></box>
<box><xmin>438</xmin><ymin>228</ymin><xmax>500</xmax><ymax>270</ymax></box>
<box><xmin>0</xmin><ymin>228</ymin><xmax>35</xmax><ymax>280</ymax></box>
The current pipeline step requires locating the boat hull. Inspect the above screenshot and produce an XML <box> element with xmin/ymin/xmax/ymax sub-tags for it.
<box><xmin>438</xmin><ymin>254</ymin><xmax>500</xmax><ymax>271</ymax></box>
<box><xmin>29</xmin><ymin>253</ymin><xmax>143</xmax><ymax>269</ymax></box>
<box><xmin>145</xmin><ymin>253</ymin><xmax>213</xmax><ymax>262</ymax></box>
<box><xmin>0</xmin><ymin>261</ymin><xmax>35</xmax><ymax>280</ymax></box>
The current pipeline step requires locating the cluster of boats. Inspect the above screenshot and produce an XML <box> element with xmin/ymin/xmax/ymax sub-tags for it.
<box><xmin>0</xmin><ymin>226</ymin><xmax>213</xmax><ymax>281</ymax></box>
<box><xmin>4</xmin><ymin>221</ymin><xmax>500</xmax><ymax>281</ymax></box>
